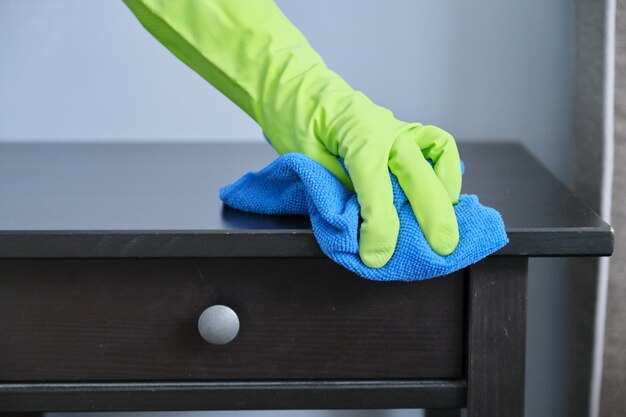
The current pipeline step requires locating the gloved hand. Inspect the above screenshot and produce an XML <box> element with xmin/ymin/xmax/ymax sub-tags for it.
<box><xmin>124</xmin><ymin>0</ymin><xmax>461</xmax><ymax>268</ymax></box>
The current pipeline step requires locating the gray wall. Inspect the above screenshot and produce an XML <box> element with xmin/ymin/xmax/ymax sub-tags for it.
<box><xmin>0</xmin><ymin>1</ymin><xmax>574</xmax><ymax>416</ymax></box>
<box><xmin>570</xmin><ymin>1</ymin><xmax>612</xmax><ymax>416</ymax></box>
<box><xmin>601</xmin><ymin>0</ymin><xmax>626</xmax><ymax>415</ymax></box>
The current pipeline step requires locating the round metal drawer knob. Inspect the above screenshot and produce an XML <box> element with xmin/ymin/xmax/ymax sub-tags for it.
<box><xmin>197</xmin><ymin>305</ymin><xmax>240</xmax><ymax>345</ymax></box>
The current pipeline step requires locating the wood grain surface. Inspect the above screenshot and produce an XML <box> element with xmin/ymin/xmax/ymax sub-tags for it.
<box><xmin>0</xmin><ymin>142</ymin><xmax>613</xmax><ymax>258</ymax></box>
<box><xmin>0</xmin><ymin>258</ymin><xmax>464</xmax><ymax>381</ymax></box>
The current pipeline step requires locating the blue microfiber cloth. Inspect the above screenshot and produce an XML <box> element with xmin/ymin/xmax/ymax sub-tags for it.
<box><xmin>220</xmin><ymin>153</ymin><xmax>508</xmax><ymax>281</ymax></box>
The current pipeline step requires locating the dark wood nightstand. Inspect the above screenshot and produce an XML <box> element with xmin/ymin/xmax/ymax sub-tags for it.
<box><xmin>0</xmin><ymin>142</ymin><xmax>613</xmax><ymax>417</ymax></box>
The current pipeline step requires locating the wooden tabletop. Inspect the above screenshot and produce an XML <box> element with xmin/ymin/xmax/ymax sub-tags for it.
<box><xmin>0</xmin><ymin>142</ymin><xmax>613</xmax><ymax>258</ymax></box>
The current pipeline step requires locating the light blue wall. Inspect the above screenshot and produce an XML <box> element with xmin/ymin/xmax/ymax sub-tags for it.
<box><xmin>0</xmin><ymin>1</ymin><xmax>573</xmax><ymax>417</ymax></box>
<box><xmin>0</xmin><ymin>0</ymin><xmax>572</xmax><ymax>180</ymax></box>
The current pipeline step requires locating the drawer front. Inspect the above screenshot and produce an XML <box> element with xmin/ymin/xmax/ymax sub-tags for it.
<box><xmin>0</xmin><ymin>258</ymin><xmax>464</xmax><ymax>381</ymax></box>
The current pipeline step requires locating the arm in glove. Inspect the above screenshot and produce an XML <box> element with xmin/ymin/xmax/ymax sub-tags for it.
<box><xmin>123</xmin><ymin>0</ymin><xmax>462</xmax><ymax>268</ymax></box>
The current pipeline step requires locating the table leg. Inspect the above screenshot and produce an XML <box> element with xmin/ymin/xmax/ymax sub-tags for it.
<box><xmin>467</xmin><ymin>257</ymin><xmax>528</xmax><ymax>417</ymax></box>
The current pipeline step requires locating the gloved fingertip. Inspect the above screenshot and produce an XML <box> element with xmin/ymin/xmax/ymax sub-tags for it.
<box><xmin>358</xmin><ymin>215</ymin><xmax>399</xmax><ymax>268</ymax></box>
<box><xmin>360</xmin><ymin>246</ymin><xmax>394</xmax><ymax>269</ymax></box>
<box><xmin>429</xmin><ymin>223</ymin><xmax>460</xmax><ymax>256</ymax></box>
<box><xmin>449</xmin><ymin>190</ymin><xmax>460</xmax><ymax>205</ymax></box>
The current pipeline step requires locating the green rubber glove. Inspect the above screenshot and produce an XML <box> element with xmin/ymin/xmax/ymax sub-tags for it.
<box><xmin>124</xmin><ymin>0</ymin><xmax>461</xmax><ymax>268</ymax></box>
